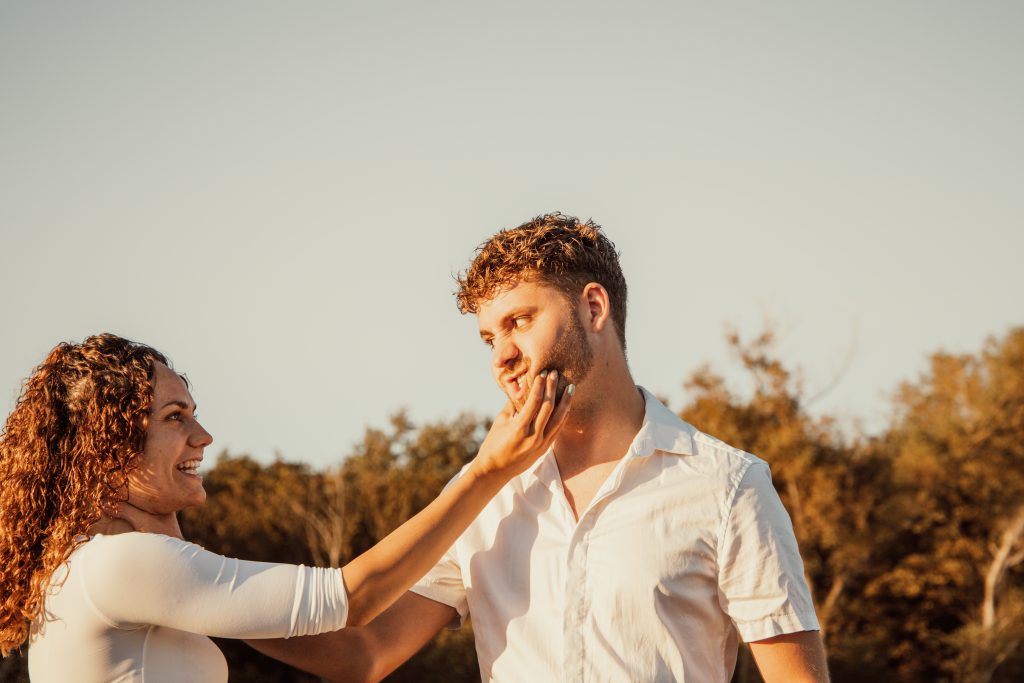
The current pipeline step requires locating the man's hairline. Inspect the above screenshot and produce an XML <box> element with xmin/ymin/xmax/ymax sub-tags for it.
<box><xmin>463</xmin><ymin>271</ymin><xmax>599</xmax><ymax>315</ymax></box>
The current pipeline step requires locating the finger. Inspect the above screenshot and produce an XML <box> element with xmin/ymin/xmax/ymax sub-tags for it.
<box><xmin>532</xmin><ymin>370</ymin><xmax>558</xmax><ymax>434</ymax></box>
<box><xmin>541</xmin><ymin>381</ymin><xmax>574</xmax><ymax>441</ymax></box>
<box><xmin>515</xmin><ymin>370</ymin><xmax>548</xmax><ymax>427</ymax></box>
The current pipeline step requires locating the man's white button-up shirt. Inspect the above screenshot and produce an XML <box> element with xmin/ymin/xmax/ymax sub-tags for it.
<box><xmin>412</xmin><ymin>388</ymin><xmax>820</xmax><ymax>682</ymax></box>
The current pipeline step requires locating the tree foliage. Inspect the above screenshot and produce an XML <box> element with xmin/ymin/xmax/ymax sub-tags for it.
<box><xmin>873</xmin><ymin>328</ymin><xmax>1024</xmax><ymax>682</ymax></box>
<box><xmin>4</xmin><ymin>328</ymin><xmax>1023</xmax><ymax>682</ymax></box>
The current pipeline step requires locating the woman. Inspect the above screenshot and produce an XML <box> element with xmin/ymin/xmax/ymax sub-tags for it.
<box><xmin>0</xmin><ymin>334</ymin><xmax>571</xmax><ymax>682</ymax></box>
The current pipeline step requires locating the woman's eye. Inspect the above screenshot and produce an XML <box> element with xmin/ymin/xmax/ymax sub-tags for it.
<box><xmin>513</xmin><ymin>316</ymin><xmax>529</xmax><ymax>328</ymax></box>
<box><xmin>168</xmin><ymin>412</ymin><xmax>182</xmax><ymax>421</ymax></box>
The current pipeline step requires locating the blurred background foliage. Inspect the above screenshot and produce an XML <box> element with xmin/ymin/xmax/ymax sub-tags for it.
<box><xmin>3</xmin><ymin>327</ymin><xmax>1022</xmax><ymax>682</ymax></box>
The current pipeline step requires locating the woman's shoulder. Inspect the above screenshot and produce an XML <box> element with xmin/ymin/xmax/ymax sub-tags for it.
<box><xmin>83</xmin><ymin>532</ymin><xmax>200</xmax><ymax>569</ymax></box>
<box><xmin>72</xmin><ymin>532</ymin><xmax>215</xmax><ymax>605</ymax></box>
<box><xmin>89</xmin><ymin>530</ymin><xmax>194</xmax><ymax>548</ymax></box>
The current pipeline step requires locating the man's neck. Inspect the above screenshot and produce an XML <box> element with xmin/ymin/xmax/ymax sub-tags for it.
<box><xmin>552</xmin><ymin>371</ymin><xmax>646</xmax><ymax>479</ymax></box>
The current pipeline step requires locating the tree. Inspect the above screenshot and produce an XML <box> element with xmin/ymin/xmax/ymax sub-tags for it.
<box><xmin>340</xmin><ymin>411</ymin><xmax>484</xmax><ymax>558</ymax></box>
<box><xmin>181</xmin><ymin>453</ymin><xmax>317</xmax><ymax>565</ymax></box>
<box><xmin>337</xmin><ymin>411</ymin><xmax>486</xmax><ymax>682</ymax></box>
<box><xmin>295</xmin><ymin>466</ymin><xmax>349</xmax><ymax>569</ymax></box>
<box><xmin>877</xmin><ymin>328</ymin><xmax>1024</xmax><ymax>682</ymax></box>
<box><xmin>679</xmin><ymin>329</ymin><xmax>898</xmax><ymax>682</ymax></box>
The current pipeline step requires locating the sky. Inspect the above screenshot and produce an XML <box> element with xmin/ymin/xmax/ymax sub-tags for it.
<box><xmin>1</xmin><ymin>1</ymin><xmax>1021</xmax><ymax>469</ymax></box>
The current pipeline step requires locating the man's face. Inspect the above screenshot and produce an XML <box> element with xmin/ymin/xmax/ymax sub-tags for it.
<box><xmin>477</xmin><ymin>280</ymin><xmax>594</xmax><ymax>410</ymax></box>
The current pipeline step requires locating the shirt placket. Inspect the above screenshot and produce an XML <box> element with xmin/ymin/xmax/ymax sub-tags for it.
<box><xmin>558</xmin><ymin>448</ymin><xmax>644</xmax><ymax>682</ymax></box>
<box><xmin>562</xmin><ymin>510</ymin><xmax>593</xmax><ymax>681</ymax></box>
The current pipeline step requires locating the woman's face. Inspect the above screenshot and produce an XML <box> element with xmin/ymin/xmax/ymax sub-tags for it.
<box><xmin>127</xmin><ymin>362</ymin><xmax>213</xmax><ymax>514</ymax></box>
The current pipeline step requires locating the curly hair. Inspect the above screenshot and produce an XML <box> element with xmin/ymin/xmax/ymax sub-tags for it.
<box><xmin>455</xmin><ymin>212</ymin><xmax>628</xmax><ymax>348</ymax></box>
<box><xmin>0</xmin><ymin>334</ymin><xmax>169</xmax><ymax>656</ymax></box>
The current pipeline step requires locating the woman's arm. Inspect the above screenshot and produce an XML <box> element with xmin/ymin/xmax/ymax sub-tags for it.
<box><xmin>340</xmin><ymin>369</ymin><xmax>570</xmax><ymax>625</ymax></box>
<box><xmin>247</xmin><ymin>592</ymin><xmax>457</xmax><ymax>683</ymax></box>
<box><xmin>106</xmin><ymin>370</ymin><xmax>570</xmax><ymax>636</ymax></box>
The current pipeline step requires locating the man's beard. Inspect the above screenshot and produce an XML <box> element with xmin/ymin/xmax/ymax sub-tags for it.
<box><xmin>511</xmin><ymin>309</ymin><xmax>594</xmax><ymax>410</ymax></box>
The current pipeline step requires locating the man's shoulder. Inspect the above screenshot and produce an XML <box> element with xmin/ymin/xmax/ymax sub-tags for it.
<box><xmin>642</xmin><ymin>388</ymin><xmax>764</xmax><ymax>469</ymax></box>
<box><xmin>687</xmin><ymin>428</ymin><xmax>766</xmax><ymax>473</ymax></box>
<box><xmin>656</xmin><ymin>432</ymin><xmax>761</xmax><ymax>507</ymax></box>
<box><xmin>644</xmin><ymin>395</ymin><xmax>765</xmax><ymax>481</ymax></box>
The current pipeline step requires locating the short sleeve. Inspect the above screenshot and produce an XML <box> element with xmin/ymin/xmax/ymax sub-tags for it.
<box><xmin>717</xmin><ymin>461</ymin><xmax>820</xmax><ymax>642</ymax></box>
<box><xmin>409</xmin><ymin>543</ymin><xmax>466</xmax><ymax>629</ymax></box>
<box><xmin>80</xmin><ymin>533</ymin><xmax>348</xmax><ymax>638</ymax></box>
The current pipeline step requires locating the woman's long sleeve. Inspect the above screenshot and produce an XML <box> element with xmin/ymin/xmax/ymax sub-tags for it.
<box><xmin>78</xmin><ymin>532</ymin><xmax>348</xmax><ymax>638</ymax></box>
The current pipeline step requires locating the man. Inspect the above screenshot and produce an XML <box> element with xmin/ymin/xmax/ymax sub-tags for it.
<box><xmin>254</xmin><ymin>213</ymin><xmax>829</xmax><ymax>682</ymax></box>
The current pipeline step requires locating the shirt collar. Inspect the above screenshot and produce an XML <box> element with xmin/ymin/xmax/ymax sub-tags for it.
<box><xmin>630</xmin><ymin>386</ymin><xmax>697</xmax><ymax>458</ymax></box>
<box><xmin>528</xmin><ymin>385</ymin><xmax>696</xmax><ymax>483</ymax></box>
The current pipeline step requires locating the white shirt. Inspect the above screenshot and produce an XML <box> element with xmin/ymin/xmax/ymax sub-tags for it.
<box><xmin>29</xmin><ymin>532</ymin><xmax>348</xmax><ymax>683</ymax></box>
<box><xmin>412</xmin><ymin>388</ymin><xmax>819</xmax><ymax>682</ymax></box>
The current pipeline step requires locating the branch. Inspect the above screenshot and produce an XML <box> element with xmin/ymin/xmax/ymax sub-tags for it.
<box><xmin>982</xmin><ymin>505</ymin><xmax>1024</xmax><ymax>629</ymax></box>
<box><xmin>819</xmin><ymin>575</ymin><xmax>845</xmax><ymax>645</ymax></box>
<box><xmin>1007</xmin><ymin>544</ymin><xmax>1024</xmax><ymax>569</ymax></box>
<box><xmin>806</xmin><ymin>323</ymin><xmax>859</xmax><ymax>406</ymax></box>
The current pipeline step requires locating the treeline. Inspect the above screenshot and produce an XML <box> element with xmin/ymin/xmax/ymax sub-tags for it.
<box><xmin>3</xmin><ymin>328</ymin><xmax>1022</xmax><ymax>682</ymax></box>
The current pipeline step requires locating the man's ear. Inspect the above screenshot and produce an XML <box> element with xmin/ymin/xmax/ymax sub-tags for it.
<box><xmin>581</xmin><ymin>283</ymin><xmax>611</xmax><ymax>333</ymax></box>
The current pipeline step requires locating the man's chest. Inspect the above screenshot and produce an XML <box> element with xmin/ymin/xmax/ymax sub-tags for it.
<box><xmin>457</xmin><ymin>466</ymin><xmax>725</xmax><ymax>616</ymax></box>
<box><xmin>560</xmin><ymin>459</ymin><xmax>619</xmax><ymax>518</ymax></box>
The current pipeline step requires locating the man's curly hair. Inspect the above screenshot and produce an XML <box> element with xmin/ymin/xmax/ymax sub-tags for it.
<box><xmin>455</xmin><ymin>212</ymin><xmax>628</xmax><ymax>348</ymax></box>
<box><xmin>0</xmin><ymin>334</ymin><xmax>169</xmax><ymax>656</ymax></box>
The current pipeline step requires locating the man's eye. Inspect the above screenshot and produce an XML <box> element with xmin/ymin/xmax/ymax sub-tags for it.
<box><xmin>482</xmin><ymin>339</ymin><xmax>494</xmax><ymax>348</ymax></box>
<box><xmin>513</xmin><ymin>316</ymin><xmax>529</xmax><ymax>328</ymax></box>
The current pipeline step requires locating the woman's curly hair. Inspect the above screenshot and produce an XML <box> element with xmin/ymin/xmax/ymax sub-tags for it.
<box><xmin>0</xmin><ymin>333</ymin><xmax>169</xmax><ymax>656</ymax></box>
<box><xmin>454</xmin><ymin>212</ymin><xmax>629</xmax><ymax>348</ymax></box>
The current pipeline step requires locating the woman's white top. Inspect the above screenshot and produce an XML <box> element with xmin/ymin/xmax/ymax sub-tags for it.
<box><xmin>28</xmin><ymin>532</ymin><xmax>348</xmax><ymax>683</ymax></box>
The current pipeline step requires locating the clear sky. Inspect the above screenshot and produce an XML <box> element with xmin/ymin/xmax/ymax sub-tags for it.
<box><xmin>2</xmin><ymin>2</ymin><xmax>1021</xmax><ymax>468</ymax></box>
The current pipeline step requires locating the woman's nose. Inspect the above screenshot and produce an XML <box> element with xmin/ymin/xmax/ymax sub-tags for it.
<box><xmin>189</xmin><ymin>419</ymin><xmax>214</xmax><ymax>448</ymax></box>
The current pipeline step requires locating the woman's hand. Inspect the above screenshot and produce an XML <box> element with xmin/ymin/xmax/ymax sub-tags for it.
<box><xmin>338</xmin><ymin>368</ymin><xmax>573</xmax><ymax>627</ymax></box>
<box><xmin>471</xmin><ymin>369</ymin><xmax>573</xmax><ymax>480</ymax></box>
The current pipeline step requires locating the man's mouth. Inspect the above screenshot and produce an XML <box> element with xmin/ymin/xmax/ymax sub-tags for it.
<box><xmin>509</xmin><ymin>370</ymin><xmax>530</xmax><ymax>391</ymax></box>
<box><xmin>502</xmin><ymin>371</ymin><xmax>529</xmax><ymax>402</ymax></box>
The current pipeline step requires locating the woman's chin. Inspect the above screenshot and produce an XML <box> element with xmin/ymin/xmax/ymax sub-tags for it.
<box><xmin>182</xmin><ymin>489</ymin><xmax>207</xmax><ymax>509</ymax></box>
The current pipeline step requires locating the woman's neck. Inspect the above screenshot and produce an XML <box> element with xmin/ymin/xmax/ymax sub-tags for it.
<box><xmin>88</xmin><ymin>516</ymin><xmax>136</xmax><ymax>536</ymax></box>
<box><xmin>91</xmin><ymin>504</ymin><xmax>184</xmax><ymax>539</ymax></box>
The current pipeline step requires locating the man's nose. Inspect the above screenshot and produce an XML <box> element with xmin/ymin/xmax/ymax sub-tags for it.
<box><xmin>492</xmin><ymin>336</ymin><xmax>520</xmax><ymax>370</ymax></box>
